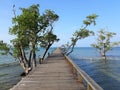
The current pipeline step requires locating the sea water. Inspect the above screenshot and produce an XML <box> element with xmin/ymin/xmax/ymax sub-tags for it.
<box><xmin>1</xmin><ymin>47</ymin><xmax>119</xmax><ymax>90</ymax></box>
<box><xmin>0</xmin><ymin>47</ymin><xmax>56</xmax><ymax>90</ymax></box>
<box><xmin>69</xmin><ymin>47</ymin><xmax>120</xmax><ymax>90</ymax></box>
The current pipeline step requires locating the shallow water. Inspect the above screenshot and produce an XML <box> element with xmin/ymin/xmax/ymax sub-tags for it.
<box><xmin>0</xmin><ymin>47</ymin><xmax>55</xmax><ymax>90</ymax></box>
<box><xmin>0</xmin><ymin>63</ymin><xmax>23</xmax><ymax>90</ymax></box>
<box><xmin>69</xmin><ymin>47</ymin><xmax>120</xmax><ymax>90</ymax></box>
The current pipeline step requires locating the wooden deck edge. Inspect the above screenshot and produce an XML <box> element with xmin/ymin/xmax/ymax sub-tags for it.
<box><xmin>64</xmin><ymin>55</ymin><xmax>103</xmax><ymax>90</ymax></box>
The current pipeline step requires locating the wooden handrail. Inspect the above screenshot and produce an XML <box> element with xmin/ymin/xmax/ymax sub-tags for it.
<box><xmin>64</xmin><ymin>55</ymin><xmax>103</xmax><ymax>90</ymax></box>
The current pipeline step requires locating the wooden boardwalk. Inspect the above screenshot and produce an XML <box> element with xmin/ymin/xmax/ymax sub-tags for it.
<box><xmin>10</xmin><ymin>48</ymin><xmax>85</xmax><ymax>90</ymax></box>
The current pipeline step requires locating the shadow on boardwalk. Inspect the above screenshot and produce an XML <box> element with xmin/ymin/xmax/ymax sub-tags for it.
<box><xmin>10</xmin><ymin>48</ymin><xmax>85</xmax><ymax>90</ymax></box>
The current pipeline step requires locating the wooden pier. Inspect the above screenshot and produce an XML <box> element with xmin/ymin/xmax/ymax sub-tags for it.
<box><xmin>10</xmin><ymin>48</ymin><xmax>103</xmax><ymax>90</ymax></box>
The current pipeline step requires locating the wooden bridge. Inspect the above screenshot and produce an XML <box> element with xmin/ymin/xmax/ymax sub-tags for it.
<box><xmin>10</xmin><ymin>48</ymin><xmax>103</xmax><ymax>90</ymax></box>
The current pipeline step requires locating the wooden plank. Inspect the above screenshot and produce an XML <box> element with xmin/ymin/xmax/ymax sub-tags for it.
<box><xmin>10</xmin><ymin>48</ymin><xmax>85</xmax><ymax>90</ymax></box>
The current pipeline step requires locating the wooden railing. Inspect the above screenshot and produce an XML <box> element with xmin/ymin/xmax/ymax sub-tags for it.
<box><xmin>64</xmin><ymin>55</ymin><xmax>103</xmax><ymax>90</ymax></box>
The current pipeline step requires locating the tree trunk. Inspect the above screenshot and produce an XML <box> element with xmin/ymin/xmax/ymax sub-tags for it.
<box><xmin>18</xmin><ymin>58</ymin><xmax>30</xmax><ymax>75</ymax></box>
<box><xmin>28</xmin><ymin>50</ymin><xmax>32</xmax><ymax>68</ymax></box>
<box><xmin>19</xmin><ymin>43</ymin><xmax>28</xmax><ymax>64</ymax></box>
<box><xmin>19</xmin><ymin>43</ymin><xmax>31</xmax><ymax>74</ymax></box>
<box><xmin>101</xmin><ymin>50</ymin><xmax>106</xmax><ymax>60</ymax></box>
<box><xmin>102</xmin><ymin>43</ymin><xmax>107</xmax><ymax>60</ymax></box>
<box><xmin>32</xmin><ymin>38</ymin><xmax>37</xmax><ymax>68</ymax></box>
<box><xmin>66</xmin><ymin>45</ymin><xmax>75</xmax><ymax>56</ymax></box>
<box><xmin>32</xmin><ymin>50</ymin><xmax>37</xmax><ymax>68</ymax></box>
<box><xmin>40</xmin><ymin>44</ymin><xmax>52</xmax><ymax>64</ymax></box>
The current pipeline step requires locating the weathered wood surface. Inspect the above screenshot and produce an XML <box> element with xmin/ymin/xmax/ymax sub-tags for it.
<box><xmin>10</xmin><ymin>48</ymin><xmax>85</xmax><ymax>90</ymax></box>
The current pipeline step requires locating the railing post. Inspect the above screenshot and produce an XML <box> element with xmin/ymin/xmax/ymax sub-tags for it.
<box><xmin>78</xmin><ymin>74</ymin><xmax>83</xmax><ymax>83</ymax></box>
<box><xmin>72</xmin><ymin>67</ymin><xmax>77</xmax><ymax>77</ymax></box>
<box><xmin>64</xmin><ymin>55</ymin><xmax>103</xmax><ymax>90</ymax></box>
<box><xmin>87</xmin><ymin>84</ymin><xmax>93</xmax><ymax>90</ymax></box>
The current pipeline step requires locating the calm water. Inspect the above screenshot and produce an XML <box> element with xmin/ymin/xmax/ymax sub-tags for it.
<box><xmin>69</xmin><ymin>47</ymin><xmax>120</xmax><ymax>90</ymax></box>
<box><xmin>0</xmin><ymin>47</ymin><xmax>55</xmax><ymax>90</ymax></box>
<box><xmin>1</xmin><ymin>47</ymin><xmax>120</xmax><ymax>90</ymax></box>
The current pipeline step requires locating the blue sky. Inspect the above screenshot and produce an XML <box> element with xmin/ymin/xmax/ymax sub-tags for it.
<box><xmin>0</xmin><ymin>0</ymin><xmax>120</xmax><ymax>47</ymax></box>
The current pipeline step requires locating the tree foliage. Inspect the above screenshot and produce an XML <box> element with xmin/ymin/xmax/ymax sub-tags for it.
<box><xmin>39</xmin><ymin>10</ymin><xmax>59</xmax><ymax>62</ymax></box>
<box><xmin>63</xmin><ymin>14</ymin><xmax>98</xmax><ymax>55</ymax></box>
<box><xmin>40</xmin><ymin>31</ymin><xmax>59</xmax><ymax>63</ymax></box>
<box><xmin>91</xmin><ymin>29</ymin><xmax>120</xmax><ymax>60</ymax></box>
<box><xmin>9</xmin><ymin>4</ymin><xmax>59</xmax><ymax>74</ymax></box>
<box><xmin>0</xmin><ymin>40</ymin><xmax>10</xmax><ymax>55</ymax></box>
